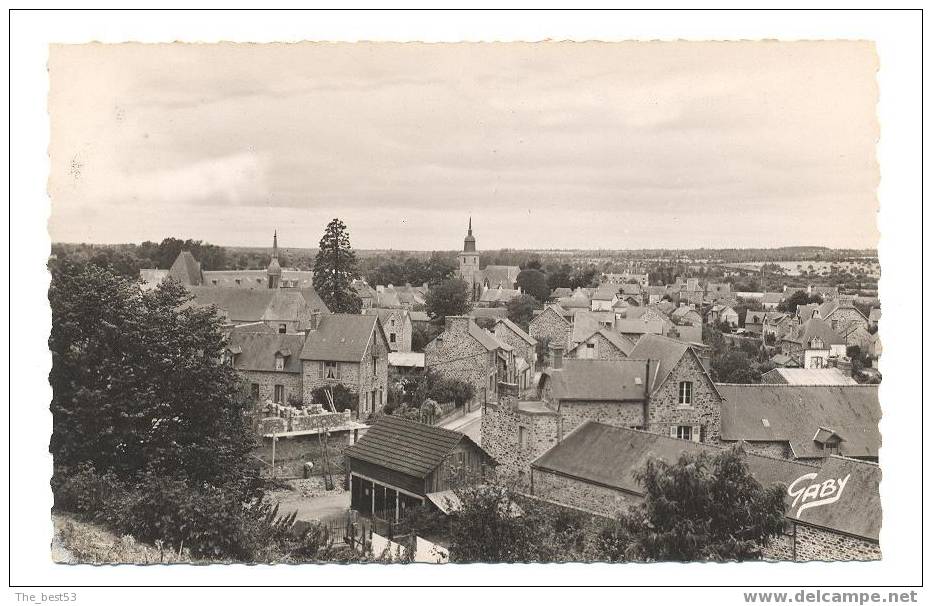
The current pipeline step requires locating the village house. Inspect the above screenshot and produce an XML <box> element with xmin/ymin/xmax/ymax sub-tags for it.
<box><xmin>589</xmin><ymin>286</ymin><xmax>619</xmax><ymax>311</ymax></box>
<box><xmin>601</xmin><ymin>272</ymin><xmax>649</xmax><ymax>287</ymax></box>
<box><xmin>528</xmin><ymin>303</ymin><xmax>573</xmax><ymax>350</ymax></box>
<box><xmin>299</xmin><ymin>313</ymin><xmax>391</xmax><ymax>417</ymax></box>
<box><xmin>481</xmin><ymin>333</ymin><xmax>722</xmax><ymax>479</ymax></box>
<box><xmin>707</xmin><ymin>304</ymin><xmax>739</xmax><ymax>328</ymax></box>
<box><xmin>817</xmin><ymin>297</ymin><xmax>872</xmax><ymax>348</ymax></box>
<box><xmin>477</xmin><ymin>285</ymin><xmax>522</xmax><ymax>308</ymax></box>
<box><xmin>344</xmin><ymin>416</ymin><xmax>495</xmax><ymax>522</ymax></box>
<box><xmin>670</xmin><ymin>304</ymin><xmax>703</xmax><ymax>327</ymax></box>
<box><xmin>364</xmin><ymin>307</ymin><xmax>413</xmax><ymax>353</ymax></box>
<box><xmin>566</xmin><ymin>328</ymin><xmax>635</xmax><ymax>361</ymax></box>
<box><xmin>761</xmin><ymin>292</ymin><xmax>785</xmax><ymax>310</ymax></box>
<box><xmin>493</xmin><ymin>318</ymin><xmax>538</xmax><ymax>390</ymax></box>
<box><xmin>717</xmin><ymin>383</ymin><xmax>880</xmax><ymax>462</ymax></box>
<box><xmin>528</xmin><ymin>422</ymin><xmax>880</xmax><ymax>561</ymax></box>
<box><xmin>227</xmin><ymin>332</ymin><xmax>308</xmax><ymax>405</ymax></box>
<box><xmin>424</xmin><ymin>315</ymin><xmax>509</xmax><ymax>407</ymax></box>
<box><xmin>781</xmin><ymin>318</ymin><xmax>847</xmax><ymax>368</ymax></box>
<box><xmin>557</xmin><ymin>288</ymin><xmax>592</xmax><ymax>311</ymax></box>
<box><xmin>189</xmin><ymin>287</ymin><xmax>329</xmax><ymax>333</ymax></box>
<box><xmin>646</xmin><ymin>285</ymin><xmax>671</xmax><ymax>305</ymax></box>
<box><xmin>371</xmin><ymin>283</ymin><xmax>428</xmax><ymax>310</ymax></box>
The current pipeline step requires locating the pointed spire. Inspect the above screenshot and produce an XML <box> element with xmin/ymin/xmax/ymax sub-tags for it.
<box><xmin>272</xmin><ymin>229</ymin><xmax>278</xmax><ymax>259</ymax></box>
<box><xmin>468</xmin><ymin>216</ymin><xmax>472</xmax><ymax>235</ymax></box>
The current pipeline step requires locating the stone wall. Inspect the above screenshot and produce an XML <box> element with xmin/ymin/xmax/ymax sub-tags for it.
<box><xmin>558</xmin><ymin>400</ymin><xmax>644</xmax><ymax>435</ymax></box>
<box><xmin>301</xmin><ymin>360</ymin><xmax>362</xmax><ymax>405</ymax></box>
<box><xmin>645</xmin><ymin>350</ymin><xmax>722</xmax><ymax>443</ymax></box>
<box><xmin>241</xmin><ymin>369</ymin><xmax>304</xmax><ymax>405</ymax></box>
<box><xmin>481</xmin><ymin>400</ymin><xmax>560</xmax><ymax>482</ymax></box>
<box><xmin>740</xmin><ymin>441</ymin><xmax>791</xmax><ymax>459</ymax></box>
<box><xmin>357</xmin><ymin>328</ymin><xmax>390</xmax><ymax>415</ymax></box>
<box><xmin>426</xmin><ymin>317</ymin><xmax>496</xmax><ymax>403</ymax></box>
<box><xmin>493</xmin><ymin>322</ymin><xmax>536</xmax><ymax>368</ymax></box>
<box><xmin>529</xmin><ymin>308</ymin><xmax>571</xmax><ymax>350</ymax></box>
<box><xmin>531</xmin><ymin>468</ymin><xmax>640</xmax><ymax>519</ymax></box>
<box><xmin>762</xmin><ymin>524</ymin><xmax>881</xmax><ymax>562</ymax></box>
<box><xmin>566</xmin><ymin>332</ymin><xmax>628</xmax><ymax>361</ymax></box>
<box><xmin>254</xmin><ymin>430</ymin><xmax>355</xmax><ymax>477</ymax></box>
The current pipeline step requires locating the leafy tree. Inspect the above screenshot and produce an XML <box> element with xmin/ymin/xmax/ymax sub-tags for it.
<box><xmin>714</xmin><ymin>350</ymin><xmax>758</xmax><ymax>383</ymax></box>
<box><xmin>425</xmin><ymin>278</ymin><xmax>470</xmax><ymax>322</ymax></box>
<box><xmin>777</xmin><ymin>290</ymin><xmax>823</xmax><ymax>315</ymax></box>
<box><xmin>516</xmin><ymin>269</ymin><xmax>551</xmax><ymax>303</ymax></box>
<box><xmin>425</xmin><ymin>253</ymin><xmax>458</xmax><ymax>286</ymax></box>
<box><xmin>310</xmin><ymin>384</ymin><xmax>357</xmax><ymax>413</ymax></box>
<box><xmin>411</xmin><ymin>369</ymin><xmax>476</xmax><ymax>408</ymax></box>
<box><xmin>312</xmin><ymin>218</ymin><xmax>362</xmax><ymax>314</ymax></box>
<box><xmin>49</xmin><ymin>261</ymin><xmax>256</xmax><ymax>487</ymax></box>
<box><xmin>506</xmin><ymin>293</ymin><xmax>540</xmax><ymax>331</ymax></box>
<box><xmin>612</xmin><ymin>446</ymin><xmax>786</xmax><ymax>561</ymax></box>
<box><xmin>545</xmin><ymin>263</ymin><xmax>573</xmax><ymax>290</ymax></box>
<box><xmin>411</xmin><ymin>322</ymin><xmax>439</xmax><ymax>353</ymax></box>
<box><xmin>447</xmin><ymin>483</ymin><xmax>538</xmax><ymax>562</ymax></box>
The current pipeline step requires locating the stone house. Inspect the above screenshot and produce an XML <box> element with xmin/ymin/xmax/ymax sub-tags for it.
<box><xmin>761</xmin><ymin>292</ymin><xmax>784</xmax><ymax>310</ymax></box>
<box><xmin>493</xmin><ymin>318</ymin><xmax>538</xmax><ymax>390</ymax></box>
<box><xmin>528</xmin><ymin>422</ymin><xmax>880</xmax><ymax>561</ymax></box>
<box><xmin>590</xmin><ymin>286</ymin><xmax>619</xmax><ymax>311</ymax></box>
<box><xmin>345</xmin><ymin>415</ymin><xmax>495</xmax><ymax>522</ymax></box>
<box><xmin>299</xmin><ymin>313</ymin><xmax>391</xmax><ymax>417</ymax></box>
<box><xmin>718</xmin><ymin>383</ymin><xmax>880</xmax><ymax>462</ymax></box>
<box><xmin>477</xmin><ymin>286</ymin><xmax>522</xmax><ymax>308</ymax></box>
<box><xmin>364</xmin><ymin>307</ymin><xmax>413</xmax><ymax>353</ymax></box>
<box><xmin>425</xmin><ymin>315</ymin><xmax>508</xmax><ymax>406</ymax></box>
<box><xmin>528</xmin><ymin>304</ymin><xmax>573</xmax><ymax>351</ymax></box>
<box><xmin>226</xmin><ymin>332</ymin><xmax>308</xmax><ymax>405</ymax></box>
<box><xmin>781</xmin><ymin>318</ymin><xmax>847</xmax><ymax>368</ymax></box>
<box><xmin>187</xmin><ymin>286</ymin><xmax>329</xmax><ymax>333</ymax></box>
<box><xmin>670</xmin><ymin>305</ymin><xmax>703</xmax><ymax>327</ymax></box>
<box><xmin>482</xmin><ymin>333</ymin><xmax>722</xmax><ymax>479</ymax></box>
<box><xmin>818</xmin><ymin>297</ymin><xmax>871</xmax><ymax>347</ymax></box>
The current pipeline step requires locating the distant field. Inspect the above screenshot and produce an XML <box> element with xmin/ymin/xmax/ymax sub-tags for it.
<box><xmin>723</xmin><ymin>260</ymin><xmax>880</xmax><ymax>278</ymax></box>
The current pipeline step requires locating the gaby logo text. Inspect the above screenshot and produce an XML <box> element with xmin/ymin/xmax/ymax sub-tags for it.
<box><xmin>787</xmin><ymin>473</ymin><xmax>851</xmax><ymax>517</ymax></box>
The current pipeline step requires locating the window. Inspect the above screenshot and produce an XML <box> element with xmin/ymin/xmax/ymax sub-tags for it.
<box><xmin>211</xmin><ymin>279</ymin><xmax>218</xmax><ymax>285</ymax></box>
<box><xmin>390</xmin><ymin>333</ymin><xmax>396</xmax><ymax>343</ymax></box>
<box><xmin>678</xmin><ymin>381</ymin><xmax>693</xmax><ymax>406</ymax></box>
<box><xmin>250</xmin><ymin>383</ymin><xmax>260</xmax><ymax>400</ymax></box>
<box><xmin>518</xmin><ymin>426</ymin><xmax>527</xmax><ymax>449</ymax></box>
<box><xmin>275</xmin><ymin>356</ymin><xmax>285</xmax><ymax>371</ymax></box>
<box><xmin>811</xmin><ymin>356</ymin><xmax>825</xmax><ymax>369</ymax></box>
<box><xmin>372</xmin><ymin>355</ymin><xmax>378</xmax><ymax>374</ymax></box>
<box><xmin>390</xmin><ymin>319</ymin><xmax>395</xmax><ymax>327</ymax></box>
<box><xmin>235</xmin><ymin>279</ymin><xmax>241</xmax><ymax>286</ymax></box>
<box><xmin>586</xmin><ymin>342</ymin><xmax>595</xmax><ymax>349</ymax></box>
<box><xmin>322</xmin><ymin>361</ymin><xmax>340</xmax><ymax>380</ymax></box>
<box><xmin>273</xmin><ymin>385</ymin><xmax>284</xmax><ymax>403</ymax></box>
<box><xmin>676</xmin><ymin>425</ymin><xmax>692</xmax><ymax>441</ymax></box>
<box><xmin>278</xmin><ymin>324</ymin><xmax>287</xmax><ymax>334</ymax></box>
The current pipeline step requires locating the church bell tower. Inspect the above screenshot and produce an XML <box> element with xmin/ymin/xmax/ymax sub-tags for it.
<box><xmin>457</xmin><ymin>217</ymin><xmax>480</xmax><ymax>293</ymax></box>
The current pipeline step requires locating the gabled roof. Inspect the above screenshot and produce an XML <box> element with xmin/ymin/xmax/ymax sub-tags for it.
<box><xmin>480</xmin><ymin>265</ymin><xmax>520</xmax><ymax>288</ymax></box>
<box><xmin>761</xmin><ymin>292</ymin><xmax>784</xmax><ymax>305</ymax></box>
<box><xmin>568</xmin><ymin>328</ymin><xmax>636</xmax><ymax>357</ymax></box>
<box><xmin>468</xmin><ymin>321</ymin><xmax>504</xmax><ymax>352</ymax></box>
<box><xmin>344</xmin><ymin>415</ymin><xmax>489</xmax><ymax>479</ymax></box>
<box><xmin>187</xmin><ymin>286</ymin><xmax>328</xmax><ymax>324</ymax></box>
<box><xmin>227</xmin><ymin>332</ymin><xmax>306</xmax><ymax>373</ymax></box>
<box><xmin>468</xmin><ymin>307</ymin><xmax>508</xmax><ymax>320</ymax></box>
<box><xmin>614</xmin><ymin>318</ymin><xmax>665</xmax><ymax>336</ymax></box>
<box><xmin>571</xmin><ymin>310</ymin><xmax>615</xmax><ymax>343</ymax></box>
<box><xmin>479</xmin><ymin>287</ymin><xmax>521</xmax><ymax>304</ymax></box>
<box><xmin>532</xmin><ymin>421</ymin><xmax>815</xmax><ymax>499</ymax></box>
<box><xmin>819</xmin><ymin>298</ymin><xmax>869</xmax><ymax>323</ymax></box>
<box><xmin>300</xmin><ymin>314</ymin><xmax>381</xmax><ymax>362</ymax></box>
<box><xmin>784</xmin><ymin>318</ymin><xmax>846</xmax><ymax>347</ymax></box>
<box><xmin>494</xmin><ymin>317</ymin><xmax>537</xmax><ymax>346</ymax></box>
<box><xmin>627</xmin><ymin>333</ymin><xmax>689</xmax><ymax>391</ymax></box>
<box><xmin>717</xmin><ymin>384</ymin><xmax>880</xmax><ymax>459</ymax></box>
<box><xmin>797</xmin><ymin>303</ymin><xmax>821</xmax><ymax>323</ymax></box>
<box><xmin>541</xmin><ymin>359</ymin><xmax>649</xmax><ymax>402</ymax></box>
<box><xmin>530</xmin><ymin>304</ymin><xmax>572</xmax><ymax>326</ymax></box>
<box><xmin>591</xmin><ymin>286</ymin><xmax>618</xmax><ymax>301</ymax></box>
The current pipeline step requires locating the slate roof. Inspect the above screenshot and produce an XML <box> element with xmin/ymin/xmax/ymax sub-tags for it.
<box><xmin>468</xmin><ymin>321</ymin><xmax>504</xmax><ymax>352</ymax></box>
<box><xmin>469</xmin><ymin>307</ymin><xmax>508</xmax><ymax>321</ymax></box>
<box><xmin>797</xmin><ymin>303</ymin><xmax>821</xmax><ymax>323</ymax></box>
<box><xmin>168</xmin><ymin>251</ymin><xmax>202</xmax><ymax>286</ymax></box>
<box><xmin>614</xmin><ymin>318</ymin><xmax>666</xmax><ymax>336</ymax></box>
<box><xmin>761</xmin><ymin>292</ymin><xmax>785</xmax><ymax>305</ymax></box>
<box><xmin>344</xmin><ymin>415</ymin><xmax>487</xmax><ymax>479</ymax></box>
<box><xmin>529</xmin><ymin>305</ymin><xmax>571</xmax><ymax>326</ymax></box>
<box><xmin>187</xmin><ymin>287</ymin><xmax>328</xmax><ymax>324</ymax></box>
<box><xmin>532</xmin><ymin>421</ymin><xmax>815</xmax><ymax>498</ymax></box>
<box><xmin>551</xmin><ymin>287</ymin><xmax>573</xmax><ymax>298</ymax></box>
<box><xmin>784</xmin><ymin>318</ymin><xmax>846</xmax><ymax>347</ymax></box>
<box><xmin>480</xmin><ymin>265</ymin><xmax>520</xmax><ymax>289</ymax></box>
<box><xmin>479</xmin><ymin>288</ymin><xmax>521</xmax><ymax>304</ymax></box>
<box><xmin>717</xmin><ymin>384</ymin><xmax>880</xmax><ymax>459</ymax></box>
<box><xmin>784</xmin><ymin>456</ymin><xmax>881</xmax><ymax>541</ymax></box>
<box><xmin>226</xmin><ymin>332</ymin><xmax>306</xmax><ymax>373</ymax></box>
<box><xmin>571</xmin><ymin>310</ymin><xmax>615</xmax><ymax>343</ymax></box>
<box><xmin>409</xmin><ymin>311</ymin><xmax>431</xmax><ymax>323</ymax></box>
<box><xmin>557</xmin><ymin>295</ymin><xmax>591</xmax><ymax>309</ymax></box>
<box><xmin>300</xmin><ymin>314</ymin><xmax>381</xmax><ymax>362</ymax></box>
<box><xmin>495</xmin><ymin>317</ymin><xmax>537</xmax><ymax>346</ymax></box>
<box><xmin>591</xmin><ymin>286</ymin><xmax>618</xmax><ymax>301</ymax></box>
<box><xmin>628</xmin><ymin>333</ymin><xmax>692</xmax><ymax>392</ymax></box>
<box><xmin>541</xmin><ymin>359</ymin><xmax>649</xmax><ymax>402</ymax></box>
<box><xmin>620</xmin><ymin>283</ymin><xmax>643</xmax><ymax>296</ymax></box>
<box><xmin>761</xmin><ymin>368</ymin><xmax>858</xmax><ymax>386</ymax></box>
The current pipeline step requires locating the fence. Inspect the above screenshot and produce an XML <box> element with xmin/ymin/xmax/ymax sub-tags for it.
<box><xmin>432</xmin><ymin>401</ymin><xmax>465</xmax><ymax>426</ymax></box>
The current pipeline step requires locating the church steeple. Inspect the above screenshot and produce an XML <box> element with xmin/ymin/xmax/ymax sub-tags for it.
<box><xmin>267</xmin><ymin>229</ymin><xmax>282</xmax><ymax>289</ymax></box>
<box><xmin>463</xmin><ymin>217</ymin><xmax>477</xmax><ymax>253</ymax></box>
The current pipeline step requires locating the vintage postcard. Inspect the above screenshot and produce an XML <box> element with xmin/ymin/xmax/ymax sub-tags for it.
<box><xmin>45</xmin><ymin>39</ymin><xmax>882</xmax><ymax>567</ymax></box>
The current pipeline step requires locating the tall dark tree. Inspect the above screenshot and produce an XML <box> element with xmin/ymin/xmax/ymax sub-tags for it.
<box><xmin>516</xmin><ymin>269</ymin><xmax>551</xmax><ymax>303</ymax></box>
<box><xmin>49</xmin><ymin>261</ymin><xmax>255</xmax><ymax>486</ymax></box>
<box><xmin>777</xmin><ymin>290</ymin><xmax>823</xmax><ymax>315</ymax></box>
<box><xmin>606</xmin><ymin>447</ymin><xmax>786</xmax><ymax>562</ymax></box>
<box><xmin>506</xmin><ymin>293</ymin><xmax>539</xmax><ymax>331</ymax></box>
<box><xmin>425</xmin><ymin>278</ymin><xmax>471</xmax><ymax>322</ymax></box>
<box><xmin>312</xmin><ymin>218</ymin><xmax>362</xmax><ymax>314</ymax></box>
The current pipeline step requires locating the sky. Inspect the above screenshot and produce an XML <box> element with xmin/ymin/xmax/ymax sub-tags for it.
<box><xmin>48</xmin><ymin>41</ymin><xmax>880</xmax><ymax>251</ymax></box>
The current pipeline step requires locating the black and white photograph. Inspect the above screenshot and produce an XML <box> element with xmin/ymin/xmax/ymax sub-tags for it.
<box><xmin>6</xmin><ymin>6</ymin><xmax>926</xmax><ymax>599</ymax></box>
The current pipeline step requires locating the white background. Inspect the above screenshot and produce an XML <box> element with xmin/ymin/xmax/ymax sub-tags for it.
<box><xmin>4</xmin><ymin>5</ymin><xmax>925</xmax><ymax>602</ymax></box>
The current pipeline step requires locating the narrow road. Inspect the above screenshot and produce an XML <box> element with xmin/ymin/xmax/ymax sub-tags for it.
<box><xmin>439</xmin><ymin>407</ymin><xmax>483</xmax><ymax>445</ymax></box>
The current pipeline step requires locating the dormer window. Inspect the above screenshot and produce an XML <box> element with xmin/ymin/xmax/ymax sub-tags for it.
<box><xmin>234</xmin><ymin>279</ymin><xmax>241</xmax><ymax>285</ymax></box>
<box><xmin>278</xmin><ymin>324</ymin><xmax>287</xmax><ymax>334</ymax></box>
<box><xmin>275</xmin><ymin>356</ymin><xmax>285</xmax><ymax>371</ymax></box>
<box><xmin>810</xmin><ymin>337</ymin><xmax>824</xmax><ymax>349</ymax></box>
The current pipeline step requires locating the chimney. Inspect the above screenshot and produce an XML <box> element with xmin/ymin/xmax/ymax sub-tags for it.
<box><xmin>549</xmin><ymin>344</ymin><xmax>564</xmax><ymax>370</ymax></box>
<box><xmin>445</xmin><ymin>315</ymin><xmax>470</xmax><ymax>334</ymax></box>
<box><xmin>310</xmin><ymin>310</ymin><xmax>322</xmax><ymax>331</ymax></box>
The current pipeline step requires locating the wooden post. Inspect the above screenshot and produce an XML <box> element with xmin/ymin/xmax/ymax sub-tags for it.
<box><xmin>395</xmin><ymin>491</ymin><xmax>400</xmax><ymax>523</ymax></box>
<box><xmin>270</xmin><ymin>431</ymin><xmax>277</xmax><ymax>478</ymax></box>
<box><xmin>371</xmin><ymin>482</ymin><xmax>375</xmax><ymax>516</ymax></box>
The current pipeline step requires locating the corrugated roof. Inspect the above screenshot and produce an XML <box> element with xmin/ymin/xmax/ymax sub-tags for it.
<box><xmin>717</xmin><ymin>384</ymin><xmax>880</xmax><ymax>459</ymax></box>
<box><xmin>344</xmin><ymin>415</ymin><xmax>482</xmax><ymax>479</ymax></box>
<box><xmin>227</xmin><ymin>332</ymin><xmax>306</xmax><ymax>373</ymax></box>
<box><xmin>300</xmin><ymin>314</ymin><xmax>380</xmax><ymax>362</ymax></box>
<box><xmin>541</xmin><ymin>359</ymin><xmax>649</xmax><ymax>402</ymax></box>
